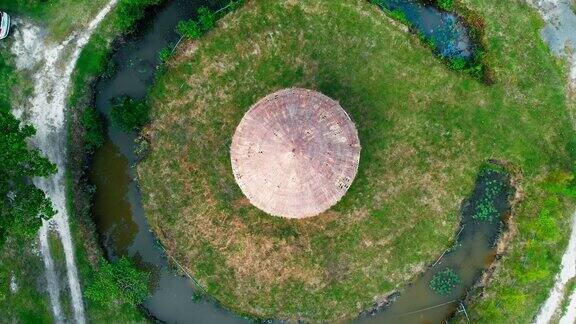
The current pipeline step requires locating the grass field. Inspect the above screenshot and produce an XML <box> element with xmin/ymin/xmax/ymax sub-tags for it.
<box><xmin>139</xmin><ymin>0</ymin><xmax>576</xmax><ymax>321</ymax></box>
<box><xmin>0</xmin><ymin>0</ymin><xmax>110</xmax><ymax>41</ymax></box>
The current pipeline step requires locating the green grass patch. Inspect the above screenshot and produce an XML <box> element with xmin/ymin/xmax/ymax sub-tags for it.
<box><xmin>1</xmin><ymin>0</ymin><xmax>111</xmax><ymax>41</ymax></box>
<box><xmin>0</xmin><ymin>237</ymin><xmax>53</xmax><ymax>322</ymax></box>
<box><xmin>84</xmin><ymin>257</ymin><xmax>151</xmax><ymax>308</ymax></box>
<box><xmin>139</xmin><ymin>0</ymin><xmax>576</xmax><ymax>321</ymax></box>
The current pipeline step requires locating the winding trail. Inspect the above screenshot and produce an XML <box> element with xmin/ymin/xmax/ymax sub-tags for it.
<box><xmin>530</xmin><ymin>0</ymin><xmax>576</xmax><ymax>323</ymax></box>
<box><xmin>11</xmin><ymin>1</ymin><xmax>118</xmax><ymax>322</ymax></box>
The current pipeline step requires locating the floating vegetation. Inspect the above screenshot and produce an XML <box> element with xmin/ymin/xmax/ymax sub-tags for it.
<box><xmin>429</xmin><ymin>268</ymin><xmax>461</xmax><ymax>295</ymax></box>
<box><xmin>470</xmin><ymin>164</ymin><xmax>511</xmax><ymax>222</ymax></box>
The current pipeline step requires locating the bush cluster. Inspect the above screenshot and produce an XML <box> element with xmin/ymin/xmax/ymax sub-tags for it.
<box><xmin>80</xmin><ymin>107</ymin><xmax>105</xmax><ymax>151</ymax></box>
<box><xmin>437</xmin><ymin>0</ymin><xmax>455</xmax><ymax>11</ymax></box>
<box><xmin>176</xmin><ymin>1</ymin><xmax>245</xmax><ymax>39</ymax></box>
<box><xmin>0</xmin><ymin>109</ymin><xmax>56</xmax><ymax>246</ymax></box>
<box><xmin>114</xmin><ymin>0</ymin><xmax>163</xmax><ymax>32</ymax></box>
<box><xmin>110</xmin><ymin>95</ymin><xmax>150</xmax><ymax>132</ymax></box>
<box><xmin>84</xmin><ymin>257</ymin><xmax>150</xmax><ymax>307</ymax></box>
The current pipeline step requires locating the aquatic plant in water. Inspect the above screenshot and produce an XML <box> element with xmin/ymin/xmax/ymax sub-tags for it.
<box><xmin>429</xmin><ymin>268</ymin><xmax>461</xmax><ymax>295</ymax></box>
<box><xmin>472</xmin><ymin>167</ymin><xmax>507</xmax><ymax>222</ymax></box>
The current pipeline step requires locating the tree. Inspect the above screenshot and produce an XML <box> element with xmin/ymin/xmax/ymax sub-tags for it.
<box><xmin>85</xmin><ymin>257</ymin><xmax>150</xmax><ymax>307</ymax></box>
<box><xmin>0</xmin><ymin>110</ymin><xmax>56</xmax><ymax>246</ymax></box>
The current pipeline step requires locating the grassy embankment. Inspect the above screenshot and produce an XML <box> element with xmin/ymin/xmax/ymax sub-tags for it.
<box><xmin>139</xmin><ymin>0</ymin><xmax>576</xmax><ymax>321</ymax></box>
<box><xmin>66</xmin><ymin>0</ymin><xmax>168</xmax><ymax>322</ymax></box>
<box><xmin>0</xmin><ymin>0</ymin><xmax>110</xmax><ymax>42</ymax></box>
<box><xmin>0</xmin><ymin>0</ymin><xmax>161</xmax><ymax>322</ymax></box>
<box><xmin>551</xmin><ymin>277</ymin><xmax>576</xmax><ymax>322</ymax></box>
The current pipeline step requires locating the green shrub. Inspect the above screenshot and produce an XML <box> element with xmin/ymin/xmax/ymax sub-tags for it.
<box><xmin>110</xmin><ymin>96</ymin><xmax>150</xmax><ymax>132</ymax></box>
<box><xmin>114</xmin><ymin>0</ymin><xmax>163</xmax><ymax>32</ymax></box>
<box><xmin>450</xmin><ymin>57</ymin><xmax>467</xmax><ymax>71</ymax></box>
<box><xmin>438</xmin><ymin>0</ymin><xmax>455</xmax><ymax>11</ymax></box>
<box><xmin>80</xmin><ymin>107</ymin><xmax>104</xmax><ymax>151</ymax></box>
<box><xmin>0</xmin><ymin>110</ymin><xmax>57</xmax><ymax>246</ymax></box>
<box><xmin>177</xmin><ymin>19</ymin><xmax>202</xmax><ymax>39</ymax></box>
<box><xmin>159</xmin><ymin>47</ymin><xmax>172</xmax><ymax>63</ymax></box>
<box><xmin>429</xmin><ymin>268</ymin><xmax>461</xmax><ymax>295</ymax></box>
<box><xmin>85</xmin><ymin>257</ymin><xmax>150</xmax><ymax>307</ymax></box>
<box><xmin>197</xmin><ymin>7</ymin><xmax>216</xmax><ymax>32</ymax></box>
<box><xmin>176</xmin><ymin>1</ymin><xmax>245</xmax><ymax>40</ymax></box>
<box><xmin>227</xmin><ymin>0</ymin><xmax>245</xmax><ymax>11</ymax></box>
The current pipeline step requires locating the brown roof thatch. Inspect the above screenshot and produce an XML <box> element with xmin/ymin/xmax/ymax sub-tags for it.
<box><xmin>230</xmin><ymin>88</ymin><xmax>361</xmax><ymax>218</ymax></box>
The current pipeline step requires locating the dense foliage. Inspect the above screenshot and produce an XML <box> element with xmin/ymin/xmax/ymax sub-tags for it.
<box><xmin>0</xmin><ymin>111</ymin><xmax>56</xmax><ymax>246</ymax></box>
<box><xmin>437</xmin><ymin>0</ymin><xmax>455</xmax><ymax>11</ymax></box>
<box><xmin>429</xmin><ymin>268</ymin><xmax>461</xmax><ymax>295</ymax></box>
<box><xmin>84</xmin><ymin>257</ymin><xmax>150</xmax><ymax>307</ymax></box>
<box><xmin>80</xmin><ymin>107</ymin><xmax>105</xmax><ymax>151</ymax></box>
<box><xmin>110</xmin><ymin>96</ymin><xmax>150</xmax><ymax>132</ymax></box>
<box><xmin>114</xmin><ymin>0</ymin><xmax>163</xmax><ymax>32</ymax></box>
<box><xmin>176</xmin><ymin>19</ymin><xmax>203</xmax><ymax>39</ymax></box>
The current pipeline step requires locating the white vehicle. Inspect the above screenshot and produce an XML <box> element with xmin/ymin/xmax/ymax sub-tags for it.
<box><xmin>0</xmin><ymin>11</ymin><xmax>10</xmax><ymax>40</ymax></box>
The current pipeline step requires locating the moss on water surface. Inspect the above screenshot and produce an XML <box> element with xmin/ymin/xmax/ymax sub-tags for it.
<box><xmin>139</xmin><ymin>0</ymin><xmax>575</xmax><ymax>321</ymax></box>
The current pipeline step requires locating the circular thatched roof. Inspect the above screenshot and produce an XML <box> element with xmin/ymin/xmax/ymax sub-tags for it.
<box><xmin>230</xmin><ymin>88</ymin><xmax>361</xmax><ymax>218</ymax></box>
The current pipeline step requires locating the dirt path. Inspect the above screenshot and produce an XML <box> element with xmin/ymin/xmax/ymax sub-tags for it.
<box><xmin>530</xmin><ymin>0</ymin><xmax>576</xmax><ymax>323</ymax></box>
<box><xmin>10</xmin><ymin>1</ymin><xmax>118</xmax><ymax>322</ymax></box>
